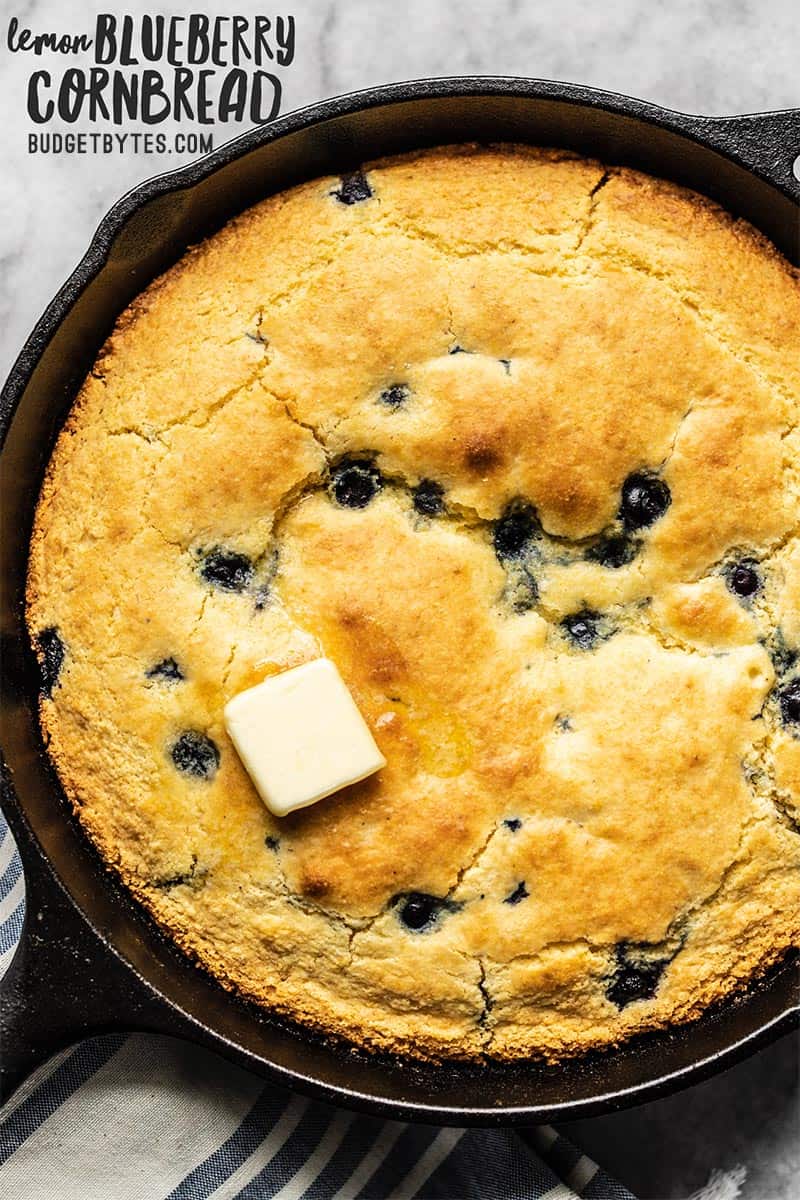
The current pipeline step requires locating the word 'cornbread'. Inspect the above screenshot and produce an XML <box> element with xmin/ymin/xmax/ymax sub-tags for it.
<box><xmin>28</xmin><ymin>146</ymin><xmax>800</xmax><ymax>1061</ymax></box>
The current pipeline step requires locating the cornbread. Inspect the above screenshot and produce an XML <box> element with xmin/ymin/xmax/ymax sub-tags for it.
<box><xmin>27</xmin><ymin>145</ymin><xmax>800</xmax><ymax>1061</ymax></box>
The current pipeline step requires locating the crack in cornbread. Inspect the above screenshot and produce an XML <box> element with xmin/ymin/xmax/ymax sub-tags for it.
<box><xmin>27</xmin><ymin>145</ymin><xmax>800</xmax><ymax>1060</ymax></box>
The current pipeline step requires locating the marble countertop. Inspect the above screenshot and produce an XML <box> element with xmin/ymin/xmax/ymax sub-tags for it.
<box><xmin>1</xmin><ymin>1</ymin><xmax>798</xmax><ymax>1196</ymax></box>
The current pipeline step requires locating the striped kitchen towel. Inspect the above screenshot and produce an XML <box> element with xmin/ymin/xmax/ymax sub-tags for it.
<box><xmin>0</xmin><ymin>812</ymin><xmax>635</xmax><ymax>1199</ymax></box>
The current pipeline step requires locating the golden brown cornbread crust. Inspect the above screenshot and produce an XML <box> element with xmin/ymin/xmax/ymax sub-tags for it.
<box><xmin>27</xmin><ymin>145</ymin><xmax>800</xmax><ymax>1061</ymax></box>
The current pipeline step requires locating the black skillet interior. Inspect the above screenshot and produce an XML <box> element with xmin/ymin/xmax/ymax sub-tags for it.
<box><xmin>1</xmin><ymin>79</ymin><xmax>799</xmax><ymax>1118</ymax></box>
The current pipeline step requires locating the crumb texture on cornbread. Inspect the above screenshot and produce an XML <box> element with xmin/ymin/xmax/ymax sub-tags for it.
<box><xmin>27</xmin><ymin>145</ymin><xmax>800</xmax><ymax>1061</ymax></box>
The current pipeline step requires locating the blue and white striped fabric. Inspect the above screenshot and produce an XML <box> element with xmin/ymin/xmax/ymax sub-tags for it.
<box><xmin>0</xmin><ymin>810</ymin><xmax>635</xmax><ymax>1199</ymax></box>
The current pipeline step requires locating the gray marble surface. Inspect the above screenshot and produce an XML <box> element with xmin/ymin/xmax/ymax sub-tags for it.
<box><xmin>1</xmin><ymin>1</ymin><xmax>798</xmax><ymax>1196</ymax></box>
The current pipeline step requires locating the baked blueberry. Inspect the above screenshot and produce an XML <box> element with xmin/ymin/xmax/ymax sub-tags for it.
<box><xmin>170</xmin><ymin>731</ymin><xmax>220</xmax><ymax>780</ymax></box>
<box><xmin>200</xmin><ymin>548</ymin><xmax>253</xmax><ymax>593</ymax></box>
<box><xmin>587</xmin><ymin>534</ymin><xmax>638</xmax><ymax>569</ymax></box>
<box><xmin>562</xmin><ymin>609</ymin><xmax>601</xmax><ymax>650</ymax></box>
<box><xmin>413</xmin><ymin>479</ymin><xmax>445</xmax><ymax>517</ymax></box>
<box><xmin>493</xmin><ymin>501</ymin><xmax>539</xmax><ymax>561</ymax></box>
<box><xmin>34</xmin><ymin>626</ymin><xmax>65</xmax><ymax>696</ymax></box>
<box><xmin>331</xmin><ymin>459</ymin><xmax>382</xmax><ymax>508</ymax></box>
<box><xmin>395</xmin><ymin>892</ymin><xmax>451</xmax><ymax>932</ymax></box>
<box><xmin>726</xmin><ymin>560</ymin><xmax>761</xmax><ymax>598</ymax></box>
<box><xmin>620</xmin><ymin>472</ymin><xmax>671</xmax><ymax>531</ymax></box>
<box><xmin>768</xmin><ymin>631</ymin><xmax>798</xmax><ymax>677</ymax></box>
<box><xmin>779</xmin><ymin>679</ymin><xmax>800</xmax><ymax>725</ymax></box>
<box><xmin>146</xmin><ymin>657</ymin><xmax>184</xmax><ymax>682</ymax></box>
<box><xmin>265</xmin><ymin>835</ymin><xmax>280</xmax><ymax>851</ymax></box>
<box><xmin>504</xmin><ymin>818</ymin><xmax>522</xmax><ymax>832</ymax></box>
<box><xmin>379</xmin><ymin>384</ymin><xmax>410</xmax><ymax>409</ymax></box>
<box><xmin>607</xmin><ymin>946</ymin><xmax>667</xmax><ymax>1008</ymax></box>
<box><xmin>504</xmin><ymin>881</ymin><xmax>529</xmax><ymax>905</ymax></box>
<box><xmin>333</xmin><ymin>170</ymin><xmax>372</xmax><ymax>204</ymax></box>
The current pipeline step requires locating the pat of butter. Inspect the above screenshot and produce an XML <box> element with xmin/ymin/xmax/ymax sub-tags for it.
<box><xmin>223</xmin><ymin>658</ymin><xmax>386</xmax><ymax>817</ymax></box>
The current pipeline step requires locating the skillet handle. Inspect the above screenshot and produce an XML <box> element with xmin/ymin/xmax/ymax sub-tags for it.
<box><xmin>696</xmin><ymin>109</ymin><xmax>800</xmax><ymax>196</ymax></box>
<box><xmin>0</xmin><ymin>824</ymin><xmax>184</xmax><ymax>1103</ymax></box>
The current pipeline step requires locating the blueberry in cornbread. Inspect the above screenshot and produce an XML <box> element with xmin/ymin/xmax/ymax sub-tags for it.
<box><xmin>200</xmin><ymin>548</ymin><xmax>253</xmax><ymax>592</ymax></box>
<box><xmin>146</xmin><ymin>657</ymin><xmax>184</xmax><ymax>682</ymax></box>
<box><xmin>170</xmin><ymin>731</ymin><xmax>220</xmax><ymax>780</ymax></box>
<box><xmin>607</xmin><ymin>946</ymin><xmax>669</xmax><ymax>1009</ymax></box>
<box><xmin>587</xmin><ymin>533</ymin><xmax>638</xmax><ymax>569</ymax></box>
<box><xmin>333</xmin><ymin>170</ymin><xmax>373</xmax><ymax>205</ymax></box>
<box><xmin>33</xmin><ymin>626</ymin><xmax>65</xmax><ymax>695</ymax></box>
<box><xmin>412</xmin><ymin>479</ymin><xmax>445</xmax><ymax>517</ymax></box>
<box><xmin>504</xmin><ymin>881</ymin><xmax>529</xmax><ymax>906</ymax></box>
<box><xmin>331</xmin><ymin>459</ymin><xmax>382</xmax><ymax>509</ymax></box>
<box><xmin>562</xmin><ymin>610</ymin><xmax>603</xmax><ymax>650</ymax></box>
<box><xmin>379</xmin><ymin>383</ymin><xmax>410</xmax><ymax>409</ymax></box>
<box><xmin>493</xmin><ymin>501</ymin><xmax>539</xmax><ymax>561</ymax></box>
<box><xmin>620</xmin><ymin>471</ymin><xmax>671</xmax><ymax>531</ymax></box>
<box><xmin>727</xmin><ymin>560</ymin><xmax>761</xmax><ymax>599</ymax></box>
<box><xmin>396</xmin><ymin>893</ymin><xmax>456</xmax><ymax>932</ymax></box>
<box><xmin>780</xmin><ymin>679</ymin><xmax>800</xmax><ymax>726</ymax></box>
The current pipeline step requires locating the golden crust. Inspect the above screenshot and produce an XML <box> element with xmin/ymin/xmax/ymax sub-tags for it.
<box><xmin>27</xmin><ymin>145</ymin><xmax>800</xmax><ymax>1061</ymax></box>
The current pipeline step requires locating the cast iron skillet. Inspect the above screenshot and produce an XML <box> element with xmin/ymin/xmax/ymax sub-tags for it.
<box><xmin>1</xmin><ymin>78</ymin><xmax>799</xmax><ymax>1119</ymax></box>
